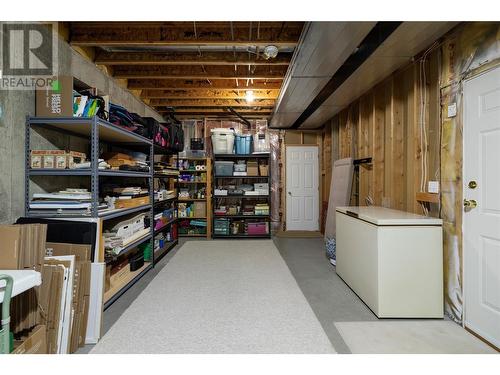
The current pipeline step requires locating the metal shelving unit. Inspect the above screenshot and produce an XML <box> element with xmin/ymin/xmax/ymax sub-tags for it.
<box><xmin>25</xmin><ymin>116</ymin><xmax>155</xmax><ymax>311</ymax></box>
<box><xmin>153</xmin><ymin>149</ymin><xmax>180</xmax><ymax>263</ymax></box>
<box><xmin>212</xmin><ymin>153</ymin><xmax>271</xmax><ymax>239</ymax></box>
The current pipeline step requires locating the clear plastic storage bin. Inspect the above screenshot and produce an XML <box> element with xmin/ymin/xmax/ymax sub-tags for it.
<box><xmin>253</xmin><ymin>132</ymin><xmax>270</xmax><ymax>153</ymax></box>
<box><xmin>211</xmin><ymin>128</ymin><xmax>235</xmax><ymax>154</ymax></box>
<box><xmin>215</xmin><ymin>161</ymin><xmax>234</xmax><ymax>176</ymax></box>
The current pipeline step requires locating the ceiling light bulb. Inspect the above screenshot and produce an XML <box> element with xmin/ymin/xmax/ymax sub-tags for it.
<box><xmin>263</xmin><ymin>45</ymin><xmax>279</xmax><ymax>59</ymax></box>
<box><xmin>245</xmin><ymin>90</ymin><xmax>255</xmax><ymax>103</ymax></box>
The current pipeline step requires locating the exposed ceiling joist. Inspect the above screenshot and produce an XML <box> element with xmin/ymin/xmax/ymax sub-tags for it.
<box><xmin>128</xmin><ymin>79</ymin><xmax>282</xmax><ymax>90</ymax></box>
<box><xmin>70</xmin><ymin>22</ymin><xmax>302</xmax><ymax>48</ymax></box>
<box><xmin>141</xmin><ymin>89</ymin><xmax>279</xmax><ymax>100</ymax></box>
<box><xmin>149</xmin><ymin>99</ymin><xmax>275</xmax><ymax>107</ymax></box>
<box><xmin>68</xmin><ymin>21</ymin><xmax>304</xmax><ymax>119</ymax></box>
<box><xmin>95</xmin><ymin>51</ymin><xmax>292</xmax><ymax>66</ymax></box>
<box><xmin>157</xmin><ymin>108</ymin><xmax>272</xmax><ymax>115</ymax></box>
<box><xmin>112</xmin><ymin>65</ymin><xmax>287</xmax><ymax>79</ymax></box>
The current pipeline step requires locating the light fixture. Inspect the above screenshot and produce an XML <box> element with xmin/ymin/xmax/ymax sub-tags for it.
<box><xmin>245</xmin><ymin>90</ymin><xmax>255</xmax><ymax>103</ymax></box>
<box><xmin>263</xmin><ymin>45</ymin><xmax>279</xmax><ymax>59</ymax></box>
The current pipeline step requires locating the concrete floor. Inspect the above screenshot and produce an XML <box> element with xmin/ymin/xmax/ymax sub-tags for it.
<box><xmin>79</xmin><ymin>236</ymin><xmax>372</xmax><ymax>354</ymax></box>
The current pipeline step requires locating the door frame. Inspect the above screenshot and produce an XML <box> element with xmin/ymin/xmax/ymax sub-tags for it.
<box><xmin>462</xmin><ymin>64</ymin><xmax>500</xmax><ymax>351</ymax></box>
<box><xmin>284</xmin><ymin>144</ymin><xmax>321</xmax><ymax>232</ymax></box>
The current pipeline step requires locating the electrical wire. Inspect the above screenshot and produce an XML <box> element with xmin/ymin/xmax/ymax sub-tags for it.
<box><xmin>417</xmin><ymin>40</ymin><xmax>439</xmax><ymax>216</ymax></box>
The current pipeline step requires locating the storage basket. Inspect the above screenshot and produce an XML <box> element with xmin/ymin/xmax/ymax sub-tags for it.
<box><xmin>211</xmin><ymin>129</ymin><xmax>235</xmax><ymax>154</ymax></box>
<box><xmin>215</xmin><ymin>161</ymin><xmax>234</xmax><ymax>176</ymax></box>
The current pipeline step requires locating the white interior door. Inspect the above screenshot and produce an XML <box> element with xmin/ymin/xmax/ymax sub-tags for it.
<box><xmin>286</xmin><ymin>146</ymin><xmax>319</xmax><ymax>231</ymax></box>
<box><xmin>464</xmin><ymin>66</ymin><xmax>500</xmax><ymax>348</ymax></box>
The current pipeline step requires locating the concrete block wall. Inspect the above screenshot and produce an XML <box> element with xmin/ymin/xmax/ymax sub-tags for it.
<box><xmin>0</xmin><ymin>24</ymin><xmax>163</xmax><ymax>223</ymax></box>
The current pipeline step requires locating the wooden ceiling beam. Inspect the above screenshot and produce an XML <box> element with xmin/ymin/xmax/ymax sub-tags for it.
<box><xmin>69</xmin><ymin>22</ymin><xmax>303</xmax><ymax>48</ymax></box>
<box><xmin>95</xmin><ymin>51</ymin><xmax>292</xmax><ymax>66</ymax></box>
<box><xmin>141</xmin><ymin>89</ymin><xmax>280</xmax><ymax>100</ymax></box>
<box><xmin>157</xmin><ymin>108</ymin><xmax>272</xmax><ymax>114</ymax></box>
<box><xmin>128</xmin><ymin>79</ymin><xmax>281</xmax><ymax>90</ymax></box>
<box><xmin>149</xmin><ymin>98</ymin><xmax>275</xmax><ymax>107</ymax></box>
<box><xmin>113</xmin><ymin>65</ymin><xmax>287</xmax><ymax>79</ymax></box>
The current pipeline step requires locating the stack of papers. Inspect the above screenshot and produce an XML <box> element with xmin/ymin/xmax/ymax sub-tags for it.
<box><xmin>30</xmin><ymin>189</ymin><xmax>92</xmax><ymax>214</ymax></box>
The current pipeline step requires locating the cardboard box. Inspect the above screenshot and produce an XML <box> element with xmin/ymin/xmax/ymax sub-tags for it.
<box><xmin>105</xmin><ymin>264</ymin><xmax>111</xmax><ymax>292</ymax></box>
<box><xmin>193</xmin><ymin>202</ymin><xmax>206</xmax><ymax>217</ymax></box>
<box><xmin>12</xmin><ymin>325</ymin><xmax>47</xmax><ymax>354</ymax></box>
<box><xmin>114</xmin><ymin>196</ymin><xmax>150</xmax><ymax>209</ymax></box>
<box><xmin>46</xmin><ymin>242</ymin><xmax>92</xmax><ymax>261</ymax></box>
<box><xmin>247</xmin><ymin>161</ymin><xmax>258</xmax><ymax>176</ymax></box>
<box><xmin>67</xmin><ymin>151</ymin><xmax>86</xmax><ymax>169</ymax></box>
<box><xmin>36</xmin><ymin>76</ymin><xmax>74</xmax><ymax>117</ymax></box>
<box><xmin>31</xmin><ymin>150</ymin><xmax>87</xmax><ymax>169</ymax></box>
<box><xmin>0</xmin><ymin>225</ymin><xmax>22</xmax><ymax>269</ymax></box>
<box><xmin>259</xmin><ymin>164</ymin><xmax>269</xmax><ymax>176</ymax></box>
<box><xmin>30</xmin><ymin>151</ymin><xmax>44</xmax><ymax>168</ymax></box>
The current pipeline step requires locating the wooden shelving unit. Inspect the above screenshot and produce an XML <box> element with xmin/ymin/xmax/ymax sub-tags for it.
<box><xmin>176</xmin><ymin>157</ymin><xmax>212</xmax><ymax>239</ymax></box>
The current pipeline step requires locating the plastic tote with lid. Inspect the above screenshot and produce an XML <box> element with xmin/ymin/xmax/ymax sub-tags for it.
<box><xmin>253</xmin><ymin>132</ymin><xmax>270</xmax><ymax>153</ymax></box>
<box><xmin>211</xmin><ymin>128</ymin><xmax>235</xmax><ymax>154</ymax></box>
<box><xmin>235</xmin><ymin>134</ymin><xmax>252</xmax><ymax>154</ymax></box>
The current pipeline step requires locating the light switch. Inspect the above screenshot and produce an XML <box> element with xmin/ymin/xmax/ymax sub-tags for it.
<box><xmin>447</xmin><ymin>103</ymin><xmax>457</xmax><ymax>118</ymax></box>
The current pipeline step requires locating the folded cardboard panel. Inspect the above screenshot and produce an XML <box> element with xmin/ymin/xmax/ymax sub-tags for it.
<box><xmin>0</xmin><ymin>225</ymin><xmax>22</xmax><ymax>269</ymax></box>
<box><xmin>38</xmin><ymin>264</ymin><xmax>65</xmax><ymax>354</ymax></box>
<box><xmin>45</xmin><ymin>241</ymin><xmax>91</xmax><ymax>352</ymax></box>
<box><xmin>12</xmin><ymin>325</ymin><xmax>47</xmax><ymax>354</ymax></box>
<box><xmin>3</xmin><ymin>223</ymin><xmax>48</xmax><ymax>334</ymax></box>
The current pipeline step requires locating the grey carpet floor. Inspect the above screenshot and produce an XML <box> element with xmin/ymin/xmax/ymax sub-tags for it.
<box><xmin>90</xmin><ymin>240</ymin><xmax>335</xmax><ymax>354</ymax></box>
<box><xmin>335</xmin><ymin>321</ymin><xmax>497</xmax><ymax>354</ymax></box>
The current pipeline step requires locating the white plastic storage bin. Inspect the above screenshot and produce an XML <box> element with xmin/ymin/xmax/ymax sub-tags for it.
<box><xmin>211</xmin><ymin>128</ymin><xmax>235</xmax><ymax>154</ymax></box>
<box><xmin>253</xmin><ymin>132</ymin><xmax>270</xmax><ymax>153</ymax></box>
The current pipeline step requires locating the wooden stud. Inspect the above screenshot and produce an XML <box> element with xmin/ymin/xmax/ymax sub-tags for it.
<box><xmin>372</xmin><ymin>84</ymin><xmax>385</xmax><ymax>206</ymax></box>
<box><xmin>392</xmin><ymin>71</ymin><xmax>407</xmax><ymax>211</ymax></box>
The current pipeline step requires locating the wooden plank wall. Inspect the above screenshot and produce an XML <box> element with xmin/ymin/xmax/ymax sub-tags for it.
<box><xmin>326</xmin><ymin>51</ymin><xmax>441</xmax><ymax>216</ymax></box>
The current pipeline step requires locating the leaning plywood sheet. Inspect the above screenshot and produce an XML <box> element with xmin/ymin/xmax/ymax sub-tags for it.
<box><xmin>324</xmin><ymin>158</ymin><xmax>353</xmax><ymax>238</ymax></box>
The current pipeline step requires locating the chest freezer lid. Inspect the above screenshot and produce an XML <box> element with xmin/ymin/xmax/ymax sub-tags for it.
<box><xmin>336</xmin><ymin>206</ymin><xmax>442</xmax><ymax>226</ymax></box>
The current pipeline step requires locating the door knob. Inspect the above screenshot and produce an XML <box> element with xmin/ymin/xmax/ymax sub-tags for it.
<box><xmin>463</xmin><ymin>199</ymin><xmax>477</xmax><ymax>209</ymax></box>
<box><xmin>288</xmin><ymin>192</ymin><xmax>292</xmax><ymax>196</ymax></box>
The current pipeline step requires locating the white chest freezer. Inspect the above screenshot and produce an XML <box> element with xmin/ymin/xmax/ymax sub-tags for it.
<box><xmin>335</xmin><ymin>206</ymin><xmax>443</xmax><ymax>318</ymax></box>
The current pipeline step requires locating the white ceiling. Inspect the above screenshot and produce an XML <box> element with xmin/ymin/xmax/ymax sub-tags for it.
<box><xmin>271</xmin><ymin>21</ymin><xmax>458</xmax><ymax>129</ymax></box>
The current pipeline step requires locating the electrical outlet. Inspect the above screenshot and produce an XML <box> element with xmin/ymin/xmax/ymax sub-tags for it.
<box><xmin>428</xmin><ymin>181</ymin><xmax>440</xmax><ymax>194</ymax></box>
